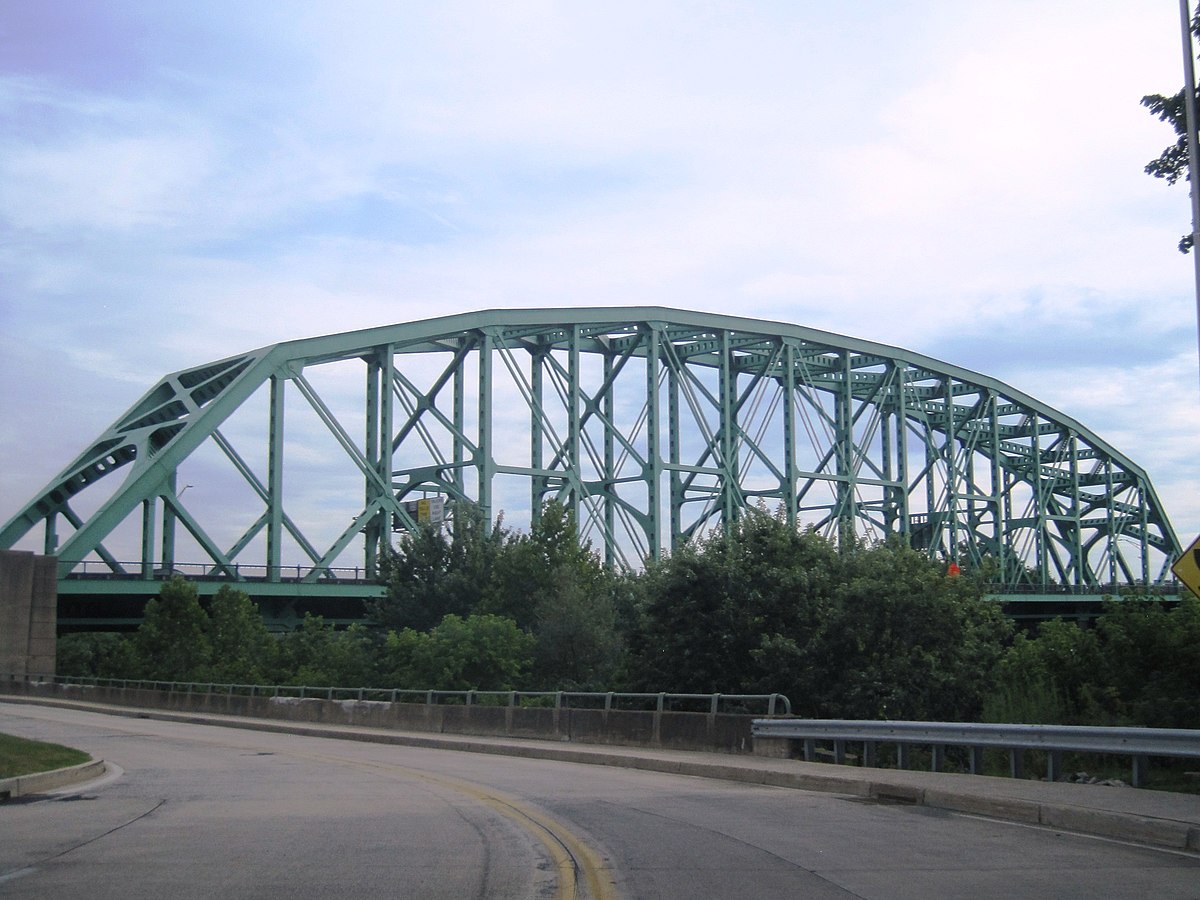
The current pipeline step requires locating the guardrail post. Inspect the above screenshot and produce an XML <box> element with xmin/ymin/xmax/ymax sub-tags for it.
<box><xmin>1009</xmin><ymin>749</ymin><xmax>1023</xmax><ymax>779</ymax></box>
<box><xmin>803</xmin><ymin>738</ymin><xmax>816</xmax><ymax>762</ymax></box>
<box><xmin>897</xmin><ymin>743</ymin><xmax>910</xmax><ymax>769</ymax></box>
<box><xmin>931</xmin><ymin>744</ymin><xmax>945</xmax><ymax>773</ymax></box>
<box><xmin>1047</xmin><ymin>749</ymin><xmax>1063</xmax><ymax>783</ymax></box>
<box><xmin>1132</xmin><ymin>754</ymin><xmax>1149</xmax><ymax>788</ymax></box>
<box><xmin>969</xmin><ymin>746</ymin><xmax>984</xmax><ymax>775</ymax></box>
<box><xmin>833</xmin><ymin>739</ymin><xmax>846</xmax><ymax>765</ymax></box>
<box><xmin>863</xmin><ymin>741</ymin><xmax>877</xmax><ymax>768</ymax></box>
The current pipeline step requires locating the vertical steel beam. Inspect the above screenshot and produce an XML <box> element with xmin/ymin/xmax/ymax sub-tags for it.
<box><xmin>719</xmin><ymin>330</ymin><xmax>738</xmax><ymax>529</ymax></box>
<box><xmin>365</xmin><ymin>354</ymin><xmax>381</xmax><ymax>575</ymax></box>
<box><xmin>568</xmin><ymin>326</ymin><xmax>581</xmax><ymax>524</ymax></box>
<box><xmin>988</xmin><ymin>391</ymin><xmax>1006</xmax><ymax>579</ymax></box>
<box><xmin>141</xmin><ymin>499</ymin><xmax>156</xmax><ymax>580</ymax></box>
<box><xmin>667</xmin><ymin>351</ymin><xmax>683</xmax><ymax>549</ymax></box>
<box><xmin>379</xmin><ymin>348</ymin><xmax>394</xmax><ymax>565</ymax></box>
<box><xmin>454</xmin><ymin>339</ymin><xmax>466</xmax><ymax>499</ymax></box>
<box><xmin>880</xmin><ymin>373</ymin><xmax>894</xmax><ymax>534</ymax></box>
<box><xmin>782</xmin><ymin>342</ymin><xmax>798</xmax><ymax>529</ymax></box>
<box><xmin>645</xmin><ymin>324</ymin><xmax>662</xmax><ymax>560</ymax></box>
<box><xmin>836</xmin><ymin>351</ymin><xmax>856</xmax><ymax>544</ymax></box>
<box><xmin>1105</xmin><ymin>460</ymin><xmax>1118</xmax><ymax>586</ymax></box>
<box><xmin>1069</xmin><ymin>432</ymin><xmax>1083</xmax><ymax>586</ymax></box>
<box><xmin>42</xmin><ymin>513</ymin><xmax>57</xmax><ymax>557</ymax></box>
<box><xmin>267</xmin><ymin>372</ymin><xmax>285</xmax><ymax>581</ymax></box>
<box><xmin>530</xmin><ymin>345</ymin><xmax>544</xmax><ymax>526</ymax></box>
<box><xmin>1140</xmin><ymin>479</ymin><xmax>1151</xmax><ymax>584</ymax></box>
<box><xmin>478</xmin><ymin>331</ymin><xmax>494</xmax><ymax>529</ymax></box>
<box><xmin>945</xmin><ymin>377</ymin><xmax>959</xmax><ymax>561</ymax></box>
<box><xmin>895</xmin><ymin>364</ymin><xmax>910</xmax><ymax>536</ymax></box>
<box><xmin>363</xmin><ymin>346</ymin><xmax>394</xmax><ymax>577</ymax></box>
<box><xmin>603</xmin><ymin>351</ymin><xmax>616</xmax><ymax>566</ymax></box>
<box><xmin>1031</xmin><ymin>412</ymin><xmax>1048</xmax><ymax>587</ymax></box>
<box><xmin>161</xmin><ymin>472</ymin><xmax>177</xmax><ymax>573</ymax></box>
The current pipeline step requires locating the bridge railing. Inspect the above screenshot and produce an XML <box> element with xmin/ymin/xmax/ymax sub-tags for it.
<box><xmin>63</xmin><ymin>561</ymin><xmax>376</xmax><ymax>583</ymax></box>
<box><xmin>58</xmin><ymin>564</ymin><xmax>1185</xmax><ymax>596</ymax></box>
<box><xmin>751</xmin><ymin>718</ymin><xmax>1200</xmax><ymax>788</ymax></box>
<box><xmin>985</xmin><ymin>582</ymin><xmax>1182</xmax><ymax>597</ymax></box>
<box><xmin>2</xmin><ymin>673</ymin><xmax>789</xmax><ymax>716</ymax></box>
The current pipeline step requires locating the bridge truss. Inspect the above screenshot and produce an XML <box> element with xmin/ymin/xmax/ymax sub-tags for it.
<box><xmin>0</xmin><ymin>308</ymin><xmax>1182</xmax><ymax>593</ymax></box>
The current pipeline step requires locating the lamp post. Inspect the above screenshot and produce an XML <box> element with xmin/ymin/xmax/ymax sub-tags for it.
<box><xmin>1180</xmin><ymin>0</ymin><xmax>1200</xmax><ymax>395</ymax></box>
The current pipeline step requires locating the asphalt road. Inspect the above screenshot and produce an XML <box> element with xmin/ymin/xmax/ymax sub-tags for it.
<box><xmin>1</xmin><ymin>702</ymin><xmax>1198</xmax><ymax>899</ymax></box>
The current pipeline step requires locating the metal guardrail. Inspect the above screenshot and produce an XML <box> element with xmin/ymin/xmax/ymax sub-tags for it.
<box><xmin>2</xmin><ymin>674</ymin><xmax>789</xmax><ymax>716</ymax></box>
<box><xmin>751</xmin><ymin>719</ymin><xmax>1200</xmax><ymax>788</ymax></box>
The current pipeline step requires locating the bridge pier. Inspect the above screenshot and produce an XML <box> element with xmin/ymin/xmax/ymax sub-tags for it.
<box><xmin>0</xmin><ymin>550</ymin><xmax>57</xmax><ymax>676</ymax></box>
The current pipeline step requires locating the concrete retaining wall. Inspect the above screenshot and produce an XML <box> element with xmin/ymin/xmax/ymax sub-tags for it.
<box><xmin>0</xmin><ymin>680</ymin><xmax>759</xmax><ymax>754</ymax></box>
<box><xmin>0</xmin><ymin>551</ymin><xmax>57</xmax><ymax>676</ymax></box>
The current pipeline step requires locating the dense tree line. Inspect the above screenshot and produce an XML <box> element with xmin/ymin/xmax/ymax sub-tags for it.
<box><xmin>58</xmin><ymin>504</ymin><xmax>1199</xmax><ymax>727</ymax></box>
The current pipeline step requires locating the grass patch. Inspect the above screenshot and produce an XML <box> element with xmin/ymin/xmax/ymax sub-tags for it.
<box><xmin>0</xmin><ymin>733</ymin><xmax>91</xmax><ymax>779</ymax></box>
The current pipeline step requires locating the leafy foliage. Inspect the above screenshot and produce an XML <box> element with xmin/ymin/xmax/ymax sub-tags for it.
<box><xmin>207</xmin><ymin>585</ymin><xmax>277</xmax><ymax>684</ymax></box>
<box><xmin>53</xmin><ymin>508</ymin><xmax>1199</xmax><ymax>730</ymax></box>
<box><xmin>57</xmin><ymin>632</ymin><xmax>136</xmax><ymax>678</ymax></box>
<box><xmin>373</xmin><ymin>500</ymin><xmax>625</xmax><ymax>688</ymax></box>
<box><xmin>381</xmin><ymin>614</ymin><xmax>534</xmax><ymax>690</ymax></box>
<box><xmin>986</xmin><ymin>597</ymin><xmax>1200</xmax><ymax>728</ymax></box>
<box><xmin>626</xmin><ymin>510</ymin><xmax>1011</xmax><ymax>720</ymax></box>
<box><xmin>770</xmin><ymin>539</ymin><xmax>1013</xmax><ymax>721</ymax></box>
<box><xmin>373</xmin><ymin>505</ymin><xmax>508</xmax><ymax>632</ymax></box>
<box><xmin>276</xmin><ymin>617</ymin><xmax>381</xmax><ymax>688</ymax></box>
<box><xmin>626</xmin><ymin>507</ymin><xmax>840</xmax><ymax>695</ymax></box>
<box><xmin>130</xmin><ymin>577</ymin><xmax>212</xmax><ymax>681</ymax></box>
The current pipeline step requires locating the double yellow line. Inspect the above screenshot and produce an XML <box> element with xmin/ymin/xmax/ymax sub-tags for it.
<box><xmin>302</xmin><ymin>751</ymin><xmax>618</xmax><ymax>900</ymax></box>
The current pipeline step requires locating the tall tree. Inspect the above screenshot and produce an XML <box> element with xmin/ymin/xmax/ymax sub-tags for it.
<box><xmin>130</xmin><ymin>577</ymin><xmax>212</xmax><ymax>681</ymax></box>
<box><xmin>372</xmin><ymin>504</ymin><xmax>509</xmax><ymax>632</ymax></box>
<box><xmin>762</xmin><ymin>539</ymin><xmax>1013</xmax><ymax>720</ymax></box>
<box><xmin>206</xmin><ymin>585</ymin><xmax>276</xmax><ymax>684</ymax></box>
<box><xmin>626</xmin><ymin>508</ymin><xmax>841</xmax><ymax>693</ymax></box>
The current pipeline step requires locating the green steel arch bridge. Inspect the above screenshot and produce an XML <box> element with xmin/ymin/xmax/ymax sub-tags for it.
<box><xmin>0</xmin><ymin>308</ymin><xmax>1183</xmax><ymax>628</ymax></box>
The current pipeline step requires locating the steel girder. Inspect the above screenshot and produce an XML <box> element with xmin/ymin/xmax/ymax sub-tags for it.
<box><xmin>0</xmin><ymin>308</ymin><xmax>1181</xmax><ymax>590</ymax></box>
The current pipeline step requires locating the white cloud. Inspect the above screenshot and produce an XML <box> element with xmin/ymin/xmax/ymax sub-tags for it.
<box><xmin>1</xmin><ymin>0</ymin><xmax>1197</xmax><ymax>555</ymax></box>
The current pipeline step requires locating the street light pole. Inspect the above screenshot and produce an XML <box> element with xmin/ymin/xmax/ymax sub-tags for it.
<box><xmin>1179</xmin><ymin>0</ymin><xmax>1200</xmax><ymax>395</ymax></box>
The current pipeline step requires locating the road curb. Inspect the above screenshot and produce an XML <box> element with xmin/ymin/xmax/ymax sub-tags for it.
<box><xmin>0</xmin><ymin>758</ymin><xmax>106</xmax><ymax>801</ymax></box>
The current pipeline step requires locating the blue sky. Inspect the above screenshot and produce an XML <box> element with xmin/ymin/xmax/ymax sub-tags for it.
<box><xmin>2</xmin><ymin>1</ymin><xmax>1198</xmax><ymax>550</ymax></box>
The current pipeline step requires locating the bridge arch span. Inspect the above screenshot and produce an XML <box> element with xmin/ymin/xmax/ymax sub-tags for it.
<box><xmin>0</xmin><ymin>308</ymin><xmax>1180</xmax><ymax>592</ymax></box>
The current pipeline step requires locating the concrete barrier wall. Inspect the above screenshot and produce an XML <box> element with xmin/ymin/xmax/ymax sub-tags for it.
<box><xmin>0</xmin><ymin>551</ymin><xmax>57</xmax><ymax>676</ymax></box>
<box><xmin>0</xmin><ymin>680</ymin><xmax>760</xmax><ymax>754</ymax></box>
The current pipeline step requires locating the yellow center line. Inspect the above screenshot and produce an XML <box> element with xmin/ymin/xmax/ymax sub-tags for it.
<box><xmin>296</xmin><ymin>749</ymin><xmax>619</xmax><ymax>900</ymax></box>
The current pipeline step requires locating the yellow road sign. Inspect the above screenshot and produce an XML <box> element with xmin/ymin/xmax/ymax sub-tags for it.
<box><xmin>1172</xmin><ymin>533</ymin><xmax>1200</xmax><ymax>598</ymax></box>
